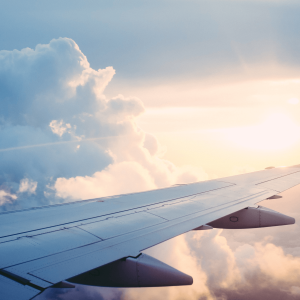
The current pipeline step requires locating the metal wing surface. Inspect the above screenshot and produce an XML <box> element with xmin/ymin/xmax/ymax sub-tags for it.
<box><xmin>1</xmin><ymin>165</ymin><xmax>300</xmax><ymax>299</ymax></box>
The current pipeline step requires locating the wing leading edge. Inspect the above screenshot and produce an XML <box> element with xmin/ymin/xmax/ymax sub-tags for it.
<box><xmin>0</xmin><ymin>165</ymin><xmax>299</xmax><ymax>299</ymax></box>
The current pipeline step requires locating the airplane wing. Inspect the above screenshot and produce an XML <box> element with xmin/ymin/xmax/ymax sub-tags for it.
<box><xmin>1</xmin><ymin>165</ymin><xmax>300</xmax><ymax>299</ymax></box>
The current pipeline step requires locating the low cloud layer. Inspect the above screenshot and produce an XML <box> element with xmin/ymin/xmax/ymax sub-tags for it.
<box><xmin>1</xmin><ymin>38</ymin><xmax>300</xmax><ymax>300</ymax></box>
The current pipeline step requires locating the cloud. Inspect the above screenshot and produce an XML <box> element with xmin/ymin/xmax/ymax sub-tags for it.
<box><xmin>18</xmin><ymin>178</ymin><xmax>37</xmax><ymax>194</ymax></box>
<box><xmin>0</xmin><ymin>189</ymin><xmax>17</xmax><ymax>206</ymax></box>
<box><xmin>49</xmin><ymin>120</ymin><xmax>72</xmax><ymax>137</ymax></box>
<box><xmin>0</xmin><ymin>38</ymin><xmax>114</xmax><ymax>127</ymax></box>
<box><xmin>0</xmin><ymin>37</ymin><xmax>207</xmax><ymax>211</ymax></box>
<box><xmin>54</xmin><ymin>161</ymin><xmax>157</xmax><ymax>200</ymax></box>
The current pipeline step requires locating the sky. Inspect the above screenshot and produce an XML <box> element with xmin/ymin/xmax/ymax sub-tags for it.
<box><xmin>1</xmin><ymin>0</ymin><xmax>300</xmax><ymax>299</ymax></box>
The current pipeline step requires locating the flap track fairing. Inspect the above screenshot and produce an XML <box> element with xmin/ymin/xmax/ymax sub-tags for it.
<box><xmin>68</xmin><ymin>253</ymin><xmax>193</xmax><ymax>288</ymax></box>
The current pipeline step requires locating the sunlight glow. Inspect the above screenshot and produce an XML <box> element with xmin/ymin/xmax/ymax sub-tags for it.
<box><xmin>288</xmin><ymin>98</ymin><xmax>299</xmax><ymax>105</ymax></box>
<box><xmin>221</xmin><ymin>113</ymin><xmax>300</xmax><ymax>151</ymax></box>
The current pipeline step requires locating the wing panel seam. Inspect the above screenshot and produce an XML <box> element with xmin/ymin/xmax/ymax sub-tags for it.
<box><xmin>255</xmin><ymin>170</ymin><xmax>300</xmax><ymax>185</ymax></box>
<box><xmin>0</xmin><ymin>182</ymin><xmax>235</xmax><ymax>239</ymax></box>
<box><xmin>21</xmin><ymin>190</ymin><xmax>272</xmax><ymax>276</ymax></box>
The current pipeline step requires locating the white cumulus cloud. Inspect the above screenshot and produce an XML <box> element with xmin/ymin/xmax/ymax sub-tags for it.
<box><xmin>0</xmin><ymin>38</ymin><xmax>207</xmax><ymax>211</ymax></box>
<box><xmin>18</xmin><ymin>178</ymin><xmax>38</xmax><ymax>194</ymax></box>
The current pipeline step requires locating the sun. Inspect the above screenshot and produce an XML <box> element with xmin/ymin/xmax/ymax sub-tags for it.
<box><xmin>288</xmin><ymin>98</ymin><xmax>299</xmax><ymax>105</ymax></box>
<box><xmin>222</xmin><ymin>113</ymin><xmax>300</xmax><ymax>151</ymax></box>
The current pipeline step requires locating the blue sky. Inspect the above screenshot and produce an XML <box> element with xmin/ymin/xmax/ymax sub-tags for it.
<box><xmin>1</xmin><ymin>0</ymin><xmax>300</xmax><ymax>82</ymax></box>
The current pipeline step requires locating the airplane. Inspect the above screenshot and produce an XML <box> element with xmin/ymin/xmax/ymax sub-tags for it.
<box><xmin>0</xmin><ymin>165</ymin><xmax>300</xmax><ymax>300</ymax></box>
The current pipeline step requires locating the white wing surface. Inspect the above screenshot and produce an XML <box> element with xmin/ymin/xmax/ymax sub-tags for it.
<box><xmin>1</xmin><ymin>165</ymin><xmax>300</xmax><ymax>299</ymax></box>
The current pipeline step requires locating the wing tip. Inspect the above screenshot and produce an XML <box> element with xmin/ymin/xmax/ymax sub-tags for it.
<box><xmin>266</xmin><ymin>165</ymin><xmax>300</xmax><ymax>169</ymax></box>
<box><xmin>289</xmin><ymin>164</ymin><xmax>300</xmax><ymax>169</ymax></box>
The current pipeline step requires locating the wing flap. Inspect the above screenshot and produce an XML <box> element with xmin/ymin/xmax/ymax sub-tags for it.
<box><xmin>0</xmin><ymin>274</ymin><xmax>40</xmax><ymax>300</ymax></box>
<box><xmin>0</xmin><ymin>227</ymin><xmax>100</xmax><ymax>269</ymax></box>
<box><xmin>256</xmin><ymin>171</ymin><xmax>300</xmax><ymax>192</ymax></box>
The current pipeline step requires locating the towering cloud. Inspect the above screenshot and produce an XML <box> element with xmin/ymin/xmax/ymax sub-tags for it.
<box><xmin>0</xmin><ymin>37</ymin><xmax>206</xmax><ymax>210</ymax></box>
